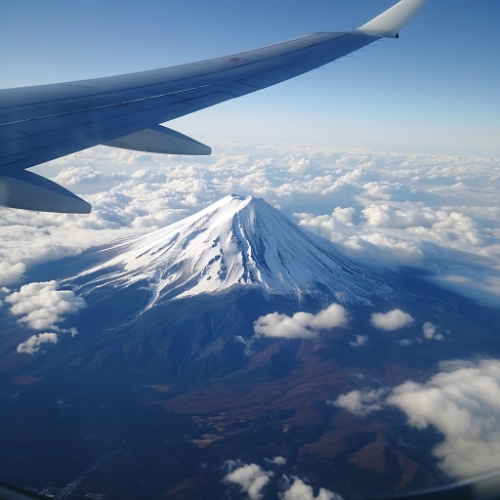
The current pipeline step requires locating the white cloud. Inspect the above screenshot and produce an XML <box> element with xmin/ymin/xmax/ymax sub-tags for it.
<box><xmin>223</xmin><ymin>461</ymin><xmax>343</xmax><ymax>500</ymax></box>
<box><xmin>289</xmin><ymin>158</ymin><xmax>312</xmax><ymax>174</ymax></box>
<box><xmin>334</xmin><ymin>359</ymin><xmax>500</xmax><ymax>480</ymax></box>
<box><xmin>234</xmin><ymin>335</ymin><xmax>257</xmax><ymax>356</ymax></box>
<box><xmin>398</xmin><ymin>339</ymin><xmax>413</xmax><ymax>346</ymax></box>
<box><xmin>362</xmin><ymin>204</ymin><xmax>451</xmax><ymax>230</ymax></box>
<box><xmin>0</xmin><ymin>262</ymin><xmax>26</xmax><ymax>286</ymax></box>
<box><xmin>254</xmin><ymin>304</ymin><xmax>349</xmax><ymax>340</ymax></box>
<box><xmin>362</xmin><ymin>181</ymin><xmax>392</xmax><ymax>200</ymax></box>
<box><xmin>332</xmin><ymin>207</ymin><xmax>355</xmax><ymax>225</ymax></box>
<box><xmin>387</xmin><ymin>359</ymin><xmax>500</xmax><ymax>479</ymax></box>
<box><xmin>254</xmin><ymin>312</ymin><xmax>316</xmax><ymax>340</ymax></box>
<box><xmin>17</xmin><ymin>332</ymin><xmax>58</xmax><ymax>354</ymax></box>
<box><xmin>265</xmin><ymin>456</ymin><xmax>286</xmax><ymax>466</ymax></box>
<box><xmin>423</xmin><ymin>322</ymin><xmax>443</xmax><ymax>341</ymax></box>
<box><xmin>224</xmin><ymin>462</ymin><xmax>273</xmax><ymax>500</ymax></box>
<box><xmin>349</xmin><ymin>335</ymin><xmax>368</xmax><ymax>347</ymax></box>
<box><xmin>329</xmin><ymin>388</ymin><xmax>387</xmax><ymax>417</ymax></box>
<box><xmin>5</xmin><ymin>280</ymin><xmax>86</xmax><ymax>331</ymax></box>
<box><xmin>0</xmin><ymin>287</ymin><xmax>10</xmax><ymax>307</ymax></box>
<box><xmin>422</xmin><ymin>322</ymin><xmax>436</xmax><ymax>339</ymax></box>
<box><xmin>370</xmin><ymin>309</ymin><xmax>414</xmax><ymax>331</ymax></box>
<box><xmin>282</xmin><ymin>477</ymin><xmax>342</xmax><ymax>500</ymax></box>
<box><xmin>54</xmin><ymin>165</ymin><xmax>108</xmax><ymax>186</ymax></box>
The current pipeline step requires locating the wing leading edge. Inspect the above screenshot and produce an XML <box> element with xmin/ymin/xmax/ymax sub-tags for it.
<box><xmin>0</xmin><ymin>0</ymin><xmax>427</xmax><ymax>213</ymax></box>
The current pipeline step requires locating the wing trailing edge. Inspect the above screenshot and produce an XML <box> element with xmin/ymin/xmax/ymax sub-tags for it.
<box><xmin>357</xmin><ymin>0</ymin><xmax>428</xmax><ymax>38</ymax></box>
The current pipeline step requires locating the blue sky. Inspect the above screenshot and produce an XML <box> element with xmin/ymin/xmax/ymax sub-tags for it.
<box><xmin>2</xmin><ymin>0</ymin><xmax>499</xmax><ymax>157</ymax></box>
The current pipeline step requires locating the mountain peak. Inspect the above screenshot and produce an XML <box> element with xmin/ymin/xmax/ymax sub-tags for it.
<box><xmin>74</xmin><ymin>195</ymin><xmax>392</xmax><ymax>306</ymax></box>
<box><xmin>195</xmin><ymin>193</ymin><xmax>261</xmax><ymax>215</ymax></box>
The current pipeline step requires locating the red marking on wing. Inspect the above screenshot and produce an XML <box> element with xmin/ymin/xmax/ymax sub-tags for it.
<box><xmin>223</xmin><ymin>57</ymin><xmax>247</xmax><ymax>63</ymax></box>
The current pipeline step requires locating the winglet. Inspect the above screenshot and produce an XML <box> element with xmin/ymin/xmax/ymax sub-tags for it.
<box><xmin>357</xmin><ymin>0</ymin><xmax>428</xmax><ymax>38</ymax></box>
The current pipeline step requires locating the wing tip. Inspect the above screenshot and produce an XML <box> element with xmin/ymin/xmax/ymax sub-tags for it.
<box><xmin>357</xmin><ymin>0</ymin><xmax>428</xmax><ymax>38</ymax></box>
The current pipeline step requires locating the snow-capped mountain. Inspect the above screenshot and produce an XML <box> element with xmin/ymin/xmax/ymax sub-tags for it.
<box><xmin>73</xmin><ymin>194</ymin><xmax>392</xmax><ymax>305</ymax></box>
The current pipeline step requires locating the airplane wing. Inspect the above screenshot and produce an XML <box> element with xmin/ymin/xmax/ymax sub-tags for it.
<box><xmin>0</xmin><ymin>0</ymin><xmax>427</xmax><ymax>214</ymax></box>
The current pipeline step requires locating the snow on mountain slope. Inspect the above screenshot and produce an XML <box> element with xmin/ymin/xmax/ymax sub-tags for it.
<box><xmin>73</xmin><ymin>195</ymin><xmax>392</xmax><ymax>305</ymax></box>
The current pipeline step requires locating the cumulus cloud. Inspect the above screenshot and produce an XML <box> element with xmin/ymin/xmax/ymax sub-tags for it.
<box><xmin>254</xmin><ymin>304</ymin><xmax>349</xmax><ymax>340</ymax></box>
<box><xmin>0</xmin><ymin>262</ymin><xmax>26</xmax><ymax>287</ymax></box>
<box><xmin>282</xmin><ymin>477</ymin><xmax>342</xmax><ymax>500</ymax></box>
<box><xmin>54</xmin><ymin>165</ymin><xmax>108</xmax><ymax>186</ymax></box>
<box><xmin>370</xmin><ymin>309</ymin><xmax>414</xmax><ymax>331</ymax></box>
<box><xmin>423</xmin><ymin>322</ymin><xmax>443</xmax><ymax>341</ymax></box>
<box><xmin>362</xmin><ymin>181</ymin><xmax>392</xmax><ymax>200</ymax></box>
<box><xmin>332</xmin><ymin>207</ymin><xmax>355</xmax><ymax>225</ymax></box>
<box><xmin>224</xmin><ymin>461</ymin><xmax>273</xmax><ymax>500</ymax></box>
<box><xmin>289</xmin><ymin>158</ymin><xmax>312</xmax><ymax>174</ymax></box>
<box><xmin>349</xmin><ymin>335</ymin><xmax>368</xmax><ymax>347</ymax></box>
<box><xmin>362</xmin><ymin>203</ymin><xmax>452</xmax><ymax>230</ymax></box>
<box><xmin>17</xmin><ymin>332</ymin><xmax>58</xmax><ymax>354</ymax></box>
<box><xmin>5</xmin><ymin>281</ymin><xmax>86</xmax><ymax>331</ymax></box>
<box><xmin>329</xmin><ymin>388</ymin><xmax>387</xmax><ymax>417</ymax></box>
<box><xmin>0</xmin><ymin>286</ymin><xmax>10</xmax><ymax>307</ymax></box>
<box><xmin>254</xmin><ymin>312</ymin><xmax>317</xmax><ymax>340</ymax></box>
<box><xmin>387</xmin><ymin>359</ymin><xmax>500</xmax><ymax>479</ymax></box>
<box><xmin>223</xmin><ymin>460</ymin><xmax>343</xmax><ymax>500</ymax></box>
<box><xmin>398</xmin><ymin>339</ymin><xmax>413</xmax><ymax>346</ymax></box>
<box><xmin>422</xmin><ymin>322</ymin><xmax>436</xmax><ymax>339</ymax></box>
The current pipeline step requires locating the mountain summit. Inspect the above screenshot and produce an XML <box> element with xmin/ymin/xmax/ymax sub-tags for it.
<box><xmin>74</xmin><ymin>195</ymin><xmax>392</xmax><ymax>305</ymax></box>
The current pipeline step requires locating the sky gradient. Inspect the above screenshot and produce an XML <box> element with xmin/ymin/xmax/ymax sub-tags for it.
<box><xmin>2</xmin><ymin>0</ymin><xmax>500</xmax><ymax>157</ymax></box>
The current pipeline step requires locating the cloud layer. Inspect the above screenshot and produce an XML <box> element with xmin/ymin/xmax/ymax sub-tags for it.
<box><xmin>0</xmin><ymin>142</ymin><xmax>498</xmax><ymax>305</ymax></box>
